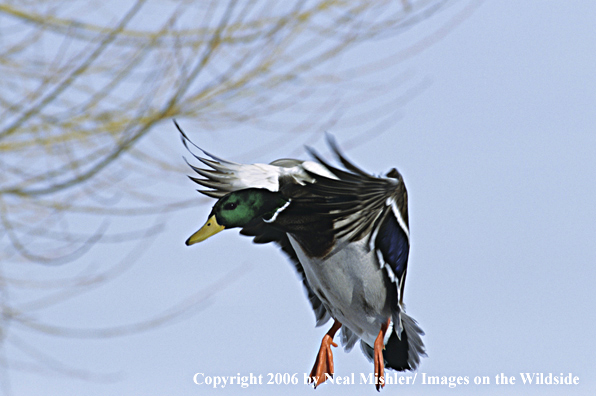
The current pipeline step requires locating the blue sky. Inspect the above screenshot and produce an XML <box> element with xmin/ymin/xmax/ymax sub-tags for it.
<box><xmin>7</xmin><ymin>1</ymin><xmax>596</xmax><ymax>395</ymax></box>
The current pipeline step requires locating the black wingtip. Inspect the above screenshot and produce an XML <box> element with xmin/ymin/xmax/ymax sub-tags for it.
<box><xmin>324</xmin><ymin>132</ymin><xmax>339</xmax><ymax>152</ymax></box>
<box><xmin>176</xmin><ymin>121</ymin><xmax>198</xmax><ymax>149</ymax></box>
<box><xmin>305</xmin><ymin>138</ymin><xmax>363</xmax><ymax>182</ymax></box>
<box><xmin>173</xmin><ymin>118</ymin><xmax>182</xmax><ymax>132</ymax></box>
<box><xmin>325</xmin><ymin>134</ymin><xmax>372</xmax><ymax>178</ymax></box>
<box><xmin>175</xmin><ymin>121</ymin><xmax>218</xmax><ymax>166</ymax></box>
<box><xmin>174</xmin><ymin>119</ymin><xmax>189</xmax><ymax>143</ymax></box>
<box><xmin>176</xmin><ymin>119</ymin><xmax>195</xmax><ymax>155</ymax></box>
<box><xmin>304</xmin><ymin>144</ymin><xmax>319</xmax><ymax>160</ymax></box>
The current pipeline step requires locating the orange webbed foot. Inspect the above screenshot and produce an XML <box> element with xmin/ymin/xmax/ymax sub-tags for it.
<box><xmin>308</xmin><ymin>320</ymin><xmax>341</xmax><ymax>388</ymax></box>
<box><xmin>309</xmin><ymin>334</ymin><xmax>338</xmax><ymax>387</ymax></box>
<box><xmin>373</xmin><ymin>319</ymin><xmax>391</xmax><ymax>391</ymax></box>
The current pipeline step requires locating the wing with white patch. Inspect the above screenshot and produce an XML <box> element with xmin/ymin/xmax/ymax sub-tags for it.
<box><xmin>178</xmin><ymin>123</ymin><xmax>335</xmax><ymax>198</ymax></box>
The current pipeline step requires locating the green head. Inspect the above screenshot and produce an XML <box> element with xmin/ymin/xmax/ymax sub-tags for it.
<box><xmin>186</xmin><ymin>188</ymin><xmax>288</xmax><ymax>245</ymax></box>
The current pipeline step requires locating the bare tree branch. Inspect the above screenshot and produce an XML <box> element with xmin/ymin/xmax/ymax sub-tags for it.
<box><xmin>0</xmin><ymin>0</ymin><xmax>478</xmax><ymax>393</ymax></box>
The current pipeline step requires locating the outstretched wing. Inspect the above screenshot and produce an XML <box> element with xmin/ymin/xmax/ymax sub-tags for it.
<box><xmin>179</xmin><ymin>124</ymin><xmax>281</xmax><ymax>197</ymax></box>
<box><xmin>298</xmin><ymin>135</ymin><xmax>410</xmax><ymax>303</ymax></box>
<box><xmin>178</xmin><ymin>122</ymin><xmax>335</xmax><ymax>198</ymax></box>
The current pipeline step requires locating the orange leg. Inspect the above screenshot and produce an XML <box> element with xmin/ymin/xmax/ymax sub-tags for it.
<box><xmin>309</xmin><ymin>320</ymin><xmax>341</xmax><ymax>388</ymax></box>
<box><xmin>373</xmin><ymin>318</ymin><xmax>391</xmax><ymax>391</ymax></box>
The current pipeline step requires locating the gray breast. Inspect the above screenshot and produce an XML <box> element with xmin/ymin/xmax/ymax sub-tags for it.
<box><xmin>287</xmin><ymin>235</ymin><xmax>395</xmax><ymax>346</ymax></box>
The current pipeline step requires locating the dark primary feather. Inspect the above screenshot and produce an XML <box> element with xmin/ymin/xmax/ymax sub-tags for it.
<box><xmin>298</xmin><ymin>153</ymin><xmax>408</xmax><ymax>238</ymax></box>
<box><xmin>325</xmin><ymin>133</ymin><xmax>373</xmax><ymax>178</ymax></box>
<box><xmin>294</xmin><ymin>141</ymin><xmax>411</xmax><ymax>291</ymax></box>
<box><xmin>178</xmin><ymin>121</ymin><xmax>241</xmax><ymax>198</ymax></box>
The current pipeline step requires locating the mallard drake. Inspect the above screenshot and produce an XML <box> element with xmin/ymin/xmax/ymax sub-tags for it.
<box><xmin>181</xmin><ymin>127</ymin><xmax>425</xmax><ymax>390</ymax></box>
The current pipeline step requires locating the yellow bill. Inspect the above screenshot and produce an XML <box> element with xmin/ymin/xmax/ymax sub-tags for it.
<box><xmin>186</xmin><ymin>215</ymin><xmax>225</xmax><ymax>245</ymax></box>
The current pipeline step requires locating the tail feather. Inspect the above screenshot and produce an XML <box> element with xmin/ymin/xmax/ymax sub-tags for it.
<box><xmin>360</xmin><ymin>312</ymin><xmax>426</xmax><ymax>371</ymax></box>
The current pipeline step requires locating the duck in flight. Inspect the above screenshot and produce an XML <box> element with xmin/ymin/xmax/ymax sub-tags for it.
<box><xmin>181</xmin><ymin>125</ymin><xmax>425</xmax><ymax>390</ymax></box>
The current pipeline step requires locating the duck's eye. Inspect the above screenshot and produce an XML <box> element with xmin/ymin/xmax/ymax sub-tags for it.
<box><xmin>223</xmin><ymin>202</ymin><xmax>237</xmax><ymax>210</ymax></box>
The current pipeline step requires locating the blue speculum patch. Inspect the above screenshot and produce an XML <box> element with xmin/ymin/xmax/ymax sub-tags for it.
<box><xmin>376</xmin><ymin>213</ymin><xmax>409</xmax><ymax>280</ymax></box>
